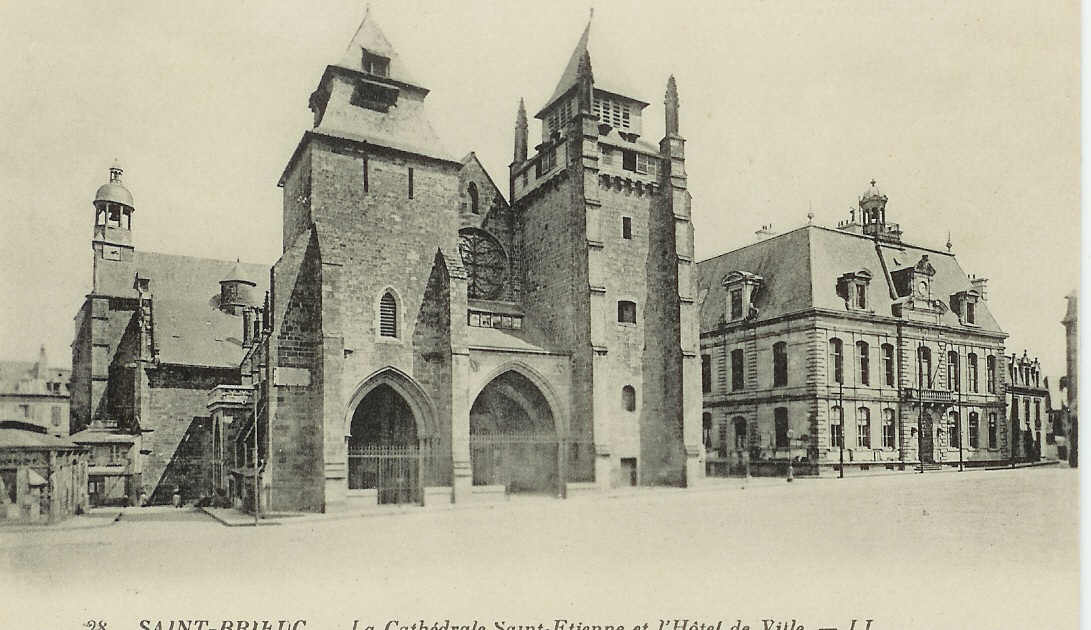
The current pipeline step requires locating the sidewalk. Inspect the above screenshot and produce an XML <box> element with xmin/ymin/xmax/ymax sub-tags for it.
<box><xmin>198</xmin><ymin>475</ymin><xmax>802</xmax><ymax>527</ymax></box>
<box><xmin>0</xmin><ymin>506</ymin><xmax>124</xmax><ymax>533</ymax></box>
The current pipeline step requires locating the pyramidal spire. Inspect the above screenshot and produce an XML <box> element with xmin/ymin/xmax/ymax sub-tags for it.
<box><xmin>665</xmin><ymin>75</ymin><xmax>680</xmax><ymax>135</ymax></box>
<box><xmin>537</xmin><ymin>18</ymin><xmax>593</xmax><ymax>117</ymax></box>
<box><xmin>336</xmin><ymin>5</ymin><xmax>420</xmax><ymax>87</ymax></box>
<box><xmin>514</xmin><ymin>98</ymin><xmax>528</xmax><ymax>164</ymax></box>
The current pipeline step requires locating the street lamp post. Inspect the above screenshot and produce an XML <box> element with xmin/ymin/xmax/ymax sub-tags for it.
<box><xmin>786</xmin><ymin>428</ymin><xmax>795</xmax><ymax>482</ymax></box>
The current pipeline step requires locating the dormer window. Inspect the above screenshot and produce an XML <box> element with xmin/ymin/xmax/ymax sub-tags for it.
<box><xmin>362</xmin><ymin>50</ymin><xmax>390</xmax><ymax>77</ymax></box>
<box><xmin>950</xmin><ymin>289</ymin><xmax>981</xmax><ymax>326</ymax></box>
<box><xmin>721</xmin><ymin>271</ymin><xmax>763</xmax><ymax>323</ymax></box>
<box><xmin>730</xmin><ymin>290</ymin><xmax>743</xmax><ymax>320</ymax></box>
<box><xmin>837</xmin><ymin>270</ymin><xmax>872</xmax><ymax>311</ymax></box>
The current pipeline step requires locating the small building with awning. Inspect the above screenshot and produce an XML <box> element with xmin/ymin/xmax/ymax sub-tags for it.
<box><xmin>0</xmin><ymin>421</ymin><xmax>89</xmax><ymax>523</ymax></box>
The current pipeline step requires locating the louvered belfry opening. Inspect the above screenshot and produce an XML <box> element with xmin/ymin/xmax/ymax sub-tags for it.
<box><xmin>379</xmin><ymin>292</ymin><xmax>397</xmax><ymax>337</ymax></box>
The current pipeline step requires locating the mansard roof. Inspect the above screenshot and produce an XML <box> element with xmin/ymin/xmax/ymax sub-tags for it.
<box><xmin>697</xmin><ymin>225</ymin><xmax>1005</xmax><ymax>335</ymax></box>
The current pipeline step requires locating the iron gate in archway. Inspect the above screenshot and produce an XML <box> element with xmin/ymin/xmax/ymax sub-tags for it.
<box><xmin>348</xmin><ymin>440</ymin><xmax>450</xmax><ymax>505</ymax></box>
<box><xmin>469</xmin><ymin>432</ymin><xmax>561</xmax><ymax>494</ymax></box>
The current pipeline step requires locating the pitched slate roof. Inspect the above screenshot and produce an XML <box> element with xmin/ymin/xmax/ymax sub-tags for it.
<box><xmin>0</xmin><ymin>361</ymin><xmax>69</xmax><ymax>396</ymax></box>
<box><xmin>697</xmin><ymin>225</ymin><xmax>1004</xmax><ymax>334</ymax></box>
<box><xmin>0</xmin><ymin>425</ymin><xmax>82</xmax><ymax>450</ymax></box>
<box><xmin>137</xmin><ymin>252</ymin><xmax>267</xmax><ymax>368</ymax></box>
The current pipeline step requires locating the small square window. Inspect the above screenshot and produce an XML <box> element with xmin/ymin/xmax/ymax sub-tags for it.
<box><xmin>617</xmin><ymin>300</ymin><xmax>637</xmax><ymax>324</ymax></box>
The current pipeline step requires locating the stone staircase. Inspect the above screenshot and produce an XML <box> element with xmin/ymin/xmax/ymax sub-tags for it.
<box><xmin>915</xmin><ymin>462</ymin><xmax>943</xmax><ymax>472</ymax></box>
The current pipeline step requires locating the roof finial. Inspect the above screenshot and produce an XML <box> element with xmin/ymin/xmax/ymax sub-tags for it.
<box><xmin>109</xmin><ymin>158</ymin><xmax>123</xmax><ymax>183</ymax></box>
<box><xmin>807</xmin><ymin>201</ymin><xmax>814</xmax><ymax>224</ymax></box>
<box><xmin>589</xmin><ymin>6</ymin><xmax>594</xmax><ymax>20</ymax></box>
<box><xmin>870</xmin><ymin>178</ymin><xmax>877</xmax><ymax>187</ymax></box>
<box><xmin>665</xmin><ymin>75</ymin><xmax>680</xmax><ymax>135</ymax></box>
<box><xmin>946</xmin><ymin>231</ymin><xmax>953</xmax><ymax>252</ymax></box>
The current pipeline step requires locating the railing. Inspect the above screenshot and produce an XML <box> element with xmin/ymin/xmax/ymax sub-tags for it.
<box><xmin>901</xmin><ymin>388</ymin><xmax>954</xmax><ymax>403</ymax></box>
<box><xmin>207</xmin><ymin>384</ymin><xmax>253</xmax><ymax>410</ymax></box>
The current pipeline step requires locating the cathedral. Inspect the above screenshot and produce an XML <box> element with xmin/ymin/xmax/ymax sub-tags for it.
<box><xmin>71</xmin><ymin>11</ymin><xmax>702</xmax><ymax>510</ymax></box>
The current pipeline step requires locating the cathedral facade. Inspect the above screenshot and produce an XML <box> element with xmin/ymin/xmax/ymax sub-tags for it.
<box><xmin>234</xmin><ymin>12</ymin><xmax>701</xmax><ymax>511</ymax></box>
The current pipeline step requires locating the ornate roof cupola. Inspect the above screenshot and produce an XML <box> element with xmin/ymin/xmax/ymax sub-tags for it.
<box><xmin>93</xmin><ymin>160</ymin><xmax>134</xmax><ymax>243</ymax></box>
<box><xmin>91</xmin><ymin>160</ymin><xmax>137</xmax><ymax>295</ymax></box>
<box><xmin>219</xmin><ymin>259</ymin><xmax>256</xmax><ymax>316</ymax></box>
<box><xmin>857</xmin><ymin>179</ymin><xmax>902</xmax><ymax>242</ymax></box>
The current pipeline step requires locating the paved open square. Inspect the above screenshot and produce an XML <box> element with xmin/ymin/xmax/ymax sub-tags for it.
<box><xmin>1</xmin><ymin>467</ymin><xmax>1077</xmax><ymax>630</ymax></box>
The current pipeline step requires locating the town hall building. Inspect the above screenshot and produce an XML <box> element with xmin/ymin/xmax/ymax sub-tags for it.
<box><xmin>698</xmin><ymin>184</ymin><xmax>1010</xmax><ymax>475</ymax></box>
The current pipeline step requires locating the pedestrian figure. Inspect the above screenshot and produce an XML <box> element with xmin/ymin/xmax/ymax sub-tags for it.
<box><xmin>171</xmin><ymin>486</ymin><xmax>182</xmax><ymax>508</ymax></box>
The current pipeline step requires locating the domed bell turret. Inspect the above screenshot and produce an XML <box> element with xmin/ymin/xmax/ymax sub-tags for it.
<box><xmin>93</xmin><ymin>160</ymin><xmax>135</xmax><ymax>246</ymax></box>
<box><xmin>219</xmin><ymin>259</ymin><xmax>256</xmax><ymax>315</ymax></box>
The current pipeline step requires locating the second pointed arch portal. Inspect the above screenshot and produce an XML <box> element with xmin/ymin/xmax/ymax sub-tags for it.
<box><xmin>469</xmin><ymin>369</ymin><xmax>562</xmax><ymax>495</ymax></box>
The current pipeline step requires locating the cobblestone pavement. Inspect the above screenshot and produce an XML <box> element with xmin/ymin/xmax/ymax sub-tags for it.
<box><xmin>1</xmin><ymin>467</ymin><xmax>1078</xmax><ymax>630</ymax></box>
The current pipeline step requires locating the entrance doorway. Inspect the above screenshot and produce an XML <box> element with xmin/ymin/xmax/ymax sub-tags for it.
<box><xmin>620</xmin><ymin>458</ymin><xmax>638</xmax><ymax>486</ymax></box>
<box><xmin>919</xmin><ymin>411</ymin><xmax>934</xmax><ymax>464</ymax></box>
<box><xmin>348</xmin><ymin>384</ymin><xmax>423</xmax><ymax>505</ymax></box>
<box><xmin>469</xmin><ymin>370</ymin><xmax>559</xmax><ymax>495</ymax></box>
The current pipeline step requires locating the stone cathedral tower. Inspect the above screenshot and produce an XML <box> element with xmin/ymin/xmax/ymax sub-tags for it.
<box><xmin>257</xmin><ymin>10</ymin><xmax>701</xmax><ymax>513</ymax></box>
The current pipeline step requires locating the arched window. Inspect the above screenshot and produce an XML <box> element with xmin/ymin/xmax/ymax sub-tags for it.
<box><xmin>988</xmin><ymin>413</ymin><xmax>998</xmax><ymax>448</ymax></box>
<box><xmin>968</xmin><ymin>412</ymin><xmax>980</xmax><ymax>448</ymax></box>
<box><xmin>830</xmin><ymin>406</ymin><xmax>844</xmax><ymax>447</ymax></box>
<box><xmin>702</xmin><ymin>413</ymin><xmax>712</xmax><ymax>449</ymax></box>
<box><xmin>987</xmin><ymin>355</ymin><xmax>997</xmax><ymax>393</ymax></box>
<box><xmin>856</xmin><ymin>407</ymin><xmax>871</xmax><ymax>447</ymax></box>
<box><xmin>967</xmin><ymin>353</ymin><xmax>979</xmax><ymax>393</ymax></box>
<box><xmin>947</xmin><ymin>350</ymin><xmax>959</xmax><ymax>391</ymax></box>
<box><xmin>918</xmin><ymin>346</ymin><xmax>932</xmax><ymax>389</ymax></box>
<box><xmin>622</xmin><ymin>385</ymin><xmax>636</xmax><ymax>412</ymax></box>
<box><xmin>948</xmin><ymin>411</ymin><xmax>961</xmax><ymax>448</ymax></box>
<box><xmin>829</xmin><ymin>338</ymin><xmax>843</xmax><ymax>385</ymax></box>
<box><xmin>857</xmin><ymin>341</ymin><xmax>870</xmax><ymax>386</ymax></box>
<box><xmin>468</xmin><ymin>182</ymin><xmax>480</xmax><ymax>214</ymax></box>
<box><xmin>773</xmin><ymin>341</ymin><xmax>788</xmax><ymax>387</ymax></box>
<box><xmin>379</xmin><ymin>291</ymin><xmax>398</xmax><ymax>337</ymax></box>
<box><xmin>882</xmin><ymin>343</ymin><xmax>895</xmax><ymax>387</ymax></box>
<box><xmin>882</xmin><ymin>409</ymin><xmax>896</xmax><ymax>448</ymax></box>
<box><xmin>458</xmin><ymin>228</ymin><xmax>508</xmax><ymax>300</ymax></box>
<box><xmin>733</xmin><ymin>417</ymin><xmax>748</xmax><ymax>450</ymax></box>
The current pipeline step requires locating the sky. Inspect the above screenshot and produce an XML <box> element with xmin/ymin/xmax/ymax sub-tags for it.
<box><xmin>0</xmin><ymin>0</ymin><xmax>1079</xmax><ymax>380</ymax></box>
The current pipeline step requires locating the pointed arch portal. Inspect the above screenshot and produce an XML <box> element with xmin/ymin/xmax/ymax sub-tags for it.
<box><xmin>469</xmin><ymin>369</ymin><xmax>561</xmax><ymax>495</ymax></box>
<box><xmin>345</xmin><ymin>369</ymin><xmax>441</xmax><ymax>505</ymax></box>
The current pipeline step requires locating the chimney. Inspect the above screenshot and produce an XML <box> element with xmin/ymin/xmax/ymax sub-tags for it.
<box><xmin>755</xmin><ymin>224</ymin><xmax>776</xmax><ymax>241</ymax></box>
<box><xmin>970</xmin><ymin>275</ymin><xmax>988</xmax><ymax>301</ymax></box>
<box><xmin>34</xmin><ymin>345</ymin><xmax>47</xmax><ymax>380</ymax></box>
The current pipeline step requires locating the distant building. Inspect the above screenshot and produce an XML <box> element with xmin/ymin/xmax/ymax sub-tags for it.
<box><xmin>1060</xmin><ymin>292</ymin><xmax>1078</xmax><ymax>466</ymax></box>
<box><xmin>0</xmin><ymin>346</ymin><xmax>70</xmax><ymax>437</ymax></box>
<box><xmin>69</xmin><ymin>162</ymin><xmax>268</xmax><ymax>505</ymax></box>
<box><xmin>1006</xmin><ymin>351</ymin><xmax>1048</xmax><ymax>461</ymax></box>
<box><xmin>698</xmin><ymin>182</ymin><xmax>1009</xmax><ymax>475</ymax></box>
<box><xmin>0</xmin><ymin>421</ymin><xmax>88</xmax><ymax>524</ymax></box>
